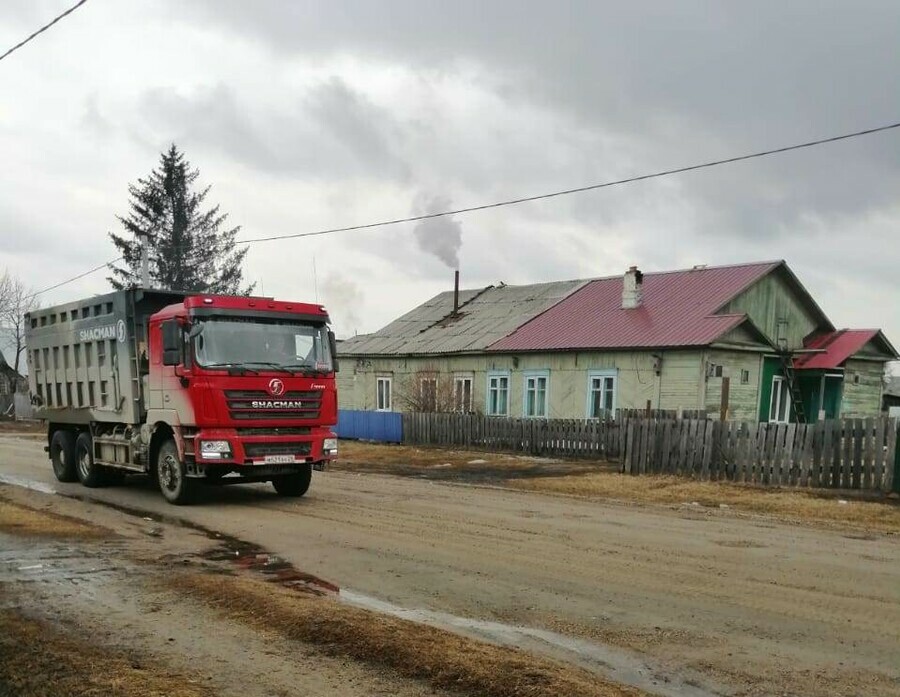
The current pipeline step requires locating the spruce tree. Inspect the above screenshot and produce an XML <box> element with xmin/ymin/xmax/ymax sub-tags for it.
<box><xmin>108</xmin><ymin>145</ymin><xmax>253</xmax><ymax>294</ymax></box>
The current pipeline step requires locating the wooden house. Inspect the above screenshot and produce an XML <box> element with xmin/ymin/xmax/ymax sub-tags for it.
<box><xmin>338</xmin><ymin>261</ymin><xmax>897</xmax><ymax>422</ymax></box>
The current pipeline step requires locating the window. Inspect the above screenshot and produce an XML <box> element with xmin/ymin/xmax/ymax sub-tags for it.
<box><xmin>769</xmin><ymin>375</ymin><xmax>792</xmax><ymax>423</ymax></box>
<box><xmin>740</xmin><ymin>369</ymin><xmax>750</xmax><ymax>385</ymax></box>
<box><xmin>376</xmin><ymin>376</ymin><xmax>392</xmax><ymax>411</ymax></box>
<box><xmin>419</xmin><ymin>377</ymin><xmax>437</xmax><ymax>411</ymax></box>
<box><xmin>523</xmin><ymin>371</ymin><xmax>549</xmax><ymax>418</ymax></box>
<box><xmin>587</xmin><ymin>371</ymin><xmax>617</xmax><ymax>418</ymax></box>
<box><xmin>487</xmin><ymin>371</ymin><xmax>509</xmax><ymax>416</ymax></box>
<box><xmin>707</xmin><ymin>362</ymin><xmax>723</xmax><ymax>378</ymax></box>
<box><xmin>454</xmin><ymin>376</ymin><xmax>473</xmax><ymax>413</ymax></box>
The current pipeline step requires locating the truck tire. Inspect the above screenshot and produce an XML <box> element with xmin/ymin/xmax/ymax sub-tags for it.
<box><xmin>75</xmin><ymin>432</ymin><xmax>106</xmax><ymax>488</ymax></box>
<box><xmin>271</xmin><ymin>464</ymin><xmax>312</xmax><ymax>497</ymax></box>
<box><xmin>50</xmin><ymin>430</ymin><xmax>78</xmax><ymax>482</ymax></box>
<box><xmin>156</xmin><ymin>439</ymin><xmax>196</xmax><ymax>505</ymax></box>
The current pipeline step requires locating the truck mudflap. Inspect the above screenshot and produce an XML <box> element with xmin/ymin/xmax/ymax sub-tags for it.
<box><xmin>312</xmin><ymin>461</ymin><xmax>327</xmax><ymax>472</ymax></box>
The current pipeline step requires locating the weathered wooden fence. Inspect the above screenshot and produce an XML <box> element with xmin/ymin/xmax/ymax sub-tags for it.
<box><xmin>402</xmin><ymin>413</ymin><xmax>627</xmax><ymax>461</ymax></box>
<box><xmin>400</xmin><ymin>412</ymin><xmax>899</xmax><ymax>492</ymax></box>
<box><xmin>623</xmin><ymin>417</ymin><xmax>898</xmax><ymax>491</ymax></box>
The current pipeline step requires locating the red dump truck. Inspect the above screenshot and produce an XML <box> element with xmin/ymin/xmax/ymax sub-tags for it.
<box><xmin>25</xmin><ymin>289</ymin><xmax>338</xmax><ymax>504</ymax></box>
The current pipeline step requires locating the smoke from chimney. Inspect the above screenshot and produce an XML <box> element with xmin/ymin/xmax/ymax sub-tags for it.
<box><xmin>411</xmin><ymin>193</ymin><xmax>463</xmax><ymax>269</ymax></box>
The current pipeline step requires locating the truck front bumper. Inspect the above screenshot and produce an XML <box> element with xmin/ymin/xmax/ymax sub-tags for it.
<box><xmin>189</xmin><ymin>427</ymin><xmax>338</xmax><ymax>468</ymax></box>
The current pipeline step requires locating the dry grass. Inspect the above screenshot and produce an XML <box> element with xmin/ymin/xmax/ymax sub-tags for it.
<box><xmin>0</xmin><ymin>599</ymin><xmax>210</xmax><ymax>697</ymax></box>
<box><xmin>509</xmin><ymin>473</ymin><xmax>900</xmax><ymax>533</ymax></box>
<box><xmin>335</xmin><ymin>440</ymin><xmax>604</xmax><ymax>480</ymax></box>
<box><xmin>169</xmin><ymin>572</ymin><xmax>645</xmax><ymax>697</ymax></box>
<box><xmin>0</xmin><ymin>496</ymin><xmax>110</xmax><ymax>538</ymax></box>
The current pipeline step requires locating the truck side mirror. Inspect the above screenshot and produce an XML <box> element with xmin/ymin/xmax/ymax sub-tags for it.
<box><xmin>161</xmin><ymin>320</ymin><xmax>181</xmax><ymax>366</ymax></box>
<box><xmin>328</xmin><ymin>330</ymin><xmax>339</xmax><ymax>373</ymax></box>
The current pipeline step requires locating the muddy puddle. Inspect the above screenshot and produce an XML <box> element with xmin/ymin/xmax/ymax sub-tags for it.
<box><xmin>0</xmin><ymin>533</ymin><xmax>123</xmax><ymax>601</ymax></box>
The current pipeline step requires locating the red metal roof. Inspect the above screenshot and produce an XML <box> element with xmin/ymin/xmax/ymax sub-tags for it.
<box><xmin>794</xmin><ymin>329</ymin><xmax>881</xmax><ymax>370</ymax></box>
<box><xmin>489</xmin><ymin>262</ymin><xmax>780</xmax><ymax>351</ymax></box>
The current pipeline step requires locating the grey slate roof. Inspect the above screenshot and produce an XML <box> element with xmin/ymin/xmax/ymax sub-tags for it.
<box><xmin>340</xmin><ymin>279</ymin><xmax>587</xmax><ymax>356</ymax></box>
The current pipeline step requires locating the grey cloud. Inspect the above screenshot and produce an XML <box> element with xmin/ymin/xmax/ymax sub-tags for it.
<box><xmin>130</xmin><ymin>79</ymin><xmax>410</xmax><ymax>184</ymax></box>
<box><xmin>175</xmin><ymin>0</ymin><xmax>900</xmax><ymax>237</ymax></box>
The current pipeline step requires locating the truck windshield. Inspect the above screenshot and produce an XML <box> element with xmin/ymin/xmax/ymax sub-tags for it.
<box><xmin>193</xmin><ymin>318</ymin><xmax>333</xmax><ymax>373</ymax></box>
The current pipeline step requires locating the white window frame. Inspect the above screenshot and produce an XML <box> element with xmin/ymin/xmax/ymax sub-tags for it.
<box><xmin>523</xmin><ymin>370</ymin><xmax>550</xmax><ymax>418</ymax></box>
<box><xmin>486</xmin><ymin>370</ymin><xmax>510</xmax><ymax>416</ymax></box>
<box><xmin>586</xmin><ymin>369</ymin><xmax>617</xmax><ymax>418</ymax></box>
<box><xmin>769</xmin><ymin>375</ymin><xmax>791</xmax><ymax>423</ymax></box>
<box><xmin>376</xmin><ymin>376</ymin><xmax>393</xmax><ymax>412</ymax></box>
<box><xmin>454</xmin><ymin>374</ymin><xmax>474</xmax><ymax>413</ymax></box>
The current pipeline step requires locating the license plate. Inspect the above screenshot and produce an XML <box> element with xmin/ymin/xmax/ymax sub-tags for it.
<box><xmin>263</xmin><ymin>455</ymin><xmax>296</xmax><ymax>464</ymax></box>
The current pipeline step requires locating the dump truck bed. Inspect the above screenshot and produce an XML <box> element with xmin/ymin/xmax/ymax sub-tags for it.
<box><xmin>25</xmin><ymin>289</ymin><xmax>187</xmax><ymax>425</ymax></box>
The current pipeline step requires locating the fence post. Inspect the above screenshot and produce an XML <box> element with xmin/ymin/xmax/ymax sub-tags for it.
<box><xmin>719</xmin><ymin>377</ymin><xmax>730</xmax><ymax>422</ymax></box>
<box><xmin>886</xmin><ymin>418</ymin><xmax>898</xmax><ymax>493</ymax></box>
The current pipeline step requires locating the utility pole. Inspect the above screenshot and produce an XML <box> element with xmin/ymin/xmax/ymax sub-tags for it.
<box><xmin>137</xmin><ymin>232</ymin><xmax>150</xmax><ymax>288</ymax></box>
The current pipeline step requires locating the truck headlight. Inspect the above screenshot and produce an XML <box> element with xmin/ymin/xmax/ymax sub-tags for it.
<box><xmin>199</xmin><ymin>440</ymin><xmax>231</xmax><ymax>459</ymax></box>
<box><xmin>323</xmin><ymin>438</ymin><xmax>338</xmax><ymax>454</ymax></box>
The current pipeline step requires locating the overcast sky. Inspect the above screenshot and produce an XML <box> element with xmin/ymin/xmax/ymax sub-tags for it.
<box><xmin>1</xmin><ymin>1</ymin><xmax>898</xmax><ymax>365</ymax></box>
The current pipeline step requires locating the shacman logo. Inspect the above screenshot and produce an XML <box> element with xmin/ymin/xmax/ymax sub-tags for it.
<box><xmin>79</xmin><ymin>319</ymin><xmax>127</xmax><ymax>344</ymax></box>
<box><xmin>268</xmin><ymin>378</ymin><xmax>285</xmax><ymax>396</ymax></box>
<box><xmin>251</xmin><ymin>400</ymin><xmax>306</xmax><ymax>409</ymax></box>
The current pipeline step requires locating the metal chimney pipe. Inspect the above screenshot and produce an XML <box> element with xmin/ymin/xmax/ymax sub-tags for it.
<box><xmin>453</xmin><ymin>270</ymin><xmax>460</xmax><ymax>314</ymax></box>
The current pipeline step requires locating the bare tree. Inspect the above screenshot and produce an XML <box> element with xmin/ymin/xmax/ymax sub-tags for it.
<box><xmin>0</xmin><ymin>271</ymin><xmax>38</xmax><ymax>375</ymax></box>
<box><xmin>398</xmin><ymin>369</ymin><xmax>477</xmax><ymax>413</ymax></box>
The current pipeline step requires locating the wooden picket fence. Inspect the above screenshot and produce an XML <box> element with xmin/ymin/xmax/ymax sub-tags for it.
<box><xmin>623</xmin><ymin>417</ymin><xmax>898</xmax><ymax>491</ymax></box>
<box><xmin>400</xmin><ymin>412</ymin><xmax>899</xmax><ymax>492</ymax></box>
<box><xmin>402</xmin><ymin>412</ymin><xmax>626</xmax><ymax>461</ymax></box>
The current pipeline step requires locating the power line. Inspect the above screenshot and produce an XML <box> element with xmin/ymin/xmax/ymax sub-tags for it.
<box><xmin>0</xmin><ymin>0</ymin><xmax>89</xmax><ymax>63</ymax></box>
<box><xmin>31</xmin><ymin>118</ymin><xmax>900</xmax><ymax>298</ymax></box>
<box><xmin>239</xmin><ymin>120</ymin><xmax>900</xmax><ymax>245</ymax></box>
<box><xmin>28</xmin><ymin>257</ymin><xmax>122</xmax><ymax>300</ymax></box>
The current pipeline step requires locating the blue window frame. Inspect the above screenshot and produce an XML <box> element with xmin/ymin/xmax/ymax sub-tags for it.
<box><xmin>486</xmin><ymin>370</ymin><xmax>510</xmax><ymax>416</ymax></box>
<box><xmin>523</xmin><ymin>370</ymin><xmax>550</xmax><ymax>418</ymax></box>
<box><xmin>586</xmin><ymin>369</ymin><xmax>617</xmax><ymax>418</ymax></box>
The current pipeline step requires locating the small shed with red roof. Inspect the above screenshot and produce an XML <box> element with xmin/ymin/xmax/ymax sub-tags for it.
<box><xmin>338</xmin><ymin>261</ymin><xmax>896</xmax><ymax>422</ymax></box>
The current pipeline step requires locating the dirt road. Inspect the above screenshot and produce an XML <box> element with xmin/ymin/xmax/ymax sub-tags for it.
<box><xmin>2</xmin><ymin>434</ymin><xmax>899</xmax><ymax>696</ymax></box>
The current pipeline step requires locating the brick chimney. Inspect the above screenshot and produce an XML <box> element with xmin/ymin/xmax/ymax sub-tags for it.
<box><xmin>621</xmin><ymin>266</ymin><xmax>643</xmax><ymax>309</ymax></box>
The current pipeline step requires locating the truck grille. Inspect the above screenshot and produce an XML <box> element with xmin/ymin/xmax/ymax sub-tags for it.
<box><xmin>244</xmin><ymin>442</ymin><xmax>312</xmax><ymax>458</ymax></box>
<box><xmin>225</xmin><ymin>390</ymin><xmax>322</xmax><ymax>421</ymax></box>
<box><xmin>236</xmin><ymin>427</ymin><xmax>312</xmax><ymax>436</ymax></box>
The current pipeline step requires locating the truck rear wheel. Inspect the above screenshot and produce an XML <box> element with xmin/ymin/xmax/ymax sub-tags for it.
<box><xmin>156</xmin><ymin>439</ymin><xmax>196</xmax><ymax>505</ymax></box>
<box><xmin>75</xmin><ymin>432</ymin><xmax>106</xmax><ymax>488</ymax></box>
<box><xmin>50</xmin><ymin>430</ymin><xmax>78</xmax><ymax>482</ymax></box>
<box><xmin>271</xmin><ymin>464</ymin><xmax>312</xmax><ymax>497</ymax></box>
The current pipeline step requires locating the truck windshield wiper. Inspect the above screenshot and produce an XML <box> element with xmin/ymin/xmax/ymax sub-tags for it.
<box><xmin>239</xmin><ymin>361</ymin><xmax>295</xmax><ymax>374</ymax></box>
<box><xmin>282</xmin><ymin>364</ymin><xmax>331</xmax><ymax>376</ymax></box>
<box><xmin>201</xmin><ymin>362</ymin><xmax>259</xmax><ymax>375</ymax></box>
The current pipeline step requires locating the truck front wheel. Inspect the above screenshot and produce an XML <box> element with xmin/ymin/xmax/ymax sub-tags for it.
<box><xmin>156</xmin><ymin>439</ymin><xmax>196</xmax><ymax>505</ymax></box>
<box><xmin>271</xmin><ymin>464</ymin><xmax>312</xmax><ymax>497</ymax></box>
<box><xmin>50</xmin><ymin>430</ymin><xmax>78</xmax><ymax>482</ymax></box>
<box><xmin>75</xmin><ymin>432</ymin><xmax>106</xmax><ymax>488</ymax></box>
